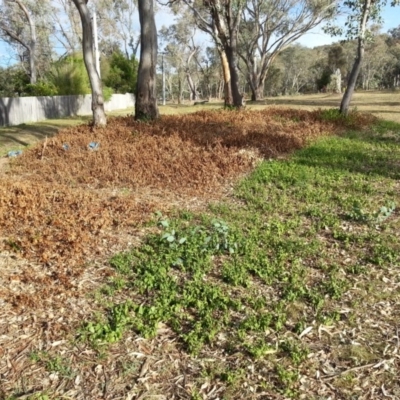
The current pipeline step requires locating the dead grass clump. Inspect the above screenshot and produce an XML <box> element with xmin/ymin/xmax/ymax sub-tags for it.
<box><xmin>1</xmin><ymin>108</ymin><xmax>363</xmax><ymax>266</ymax></box>
<box><xmin>13</xmin><ymin>119</ymin><xmax>252</xmax><ymax>193</ymax></box>
<box><xmin>12</xmin><ymin>108</ymin><xmax>353</xmax><ymax>192</ymax></box>
<box><xmin>0</xmin><ymin>178</ymin><xmax>153</xmax><ymax>265</ymax></box>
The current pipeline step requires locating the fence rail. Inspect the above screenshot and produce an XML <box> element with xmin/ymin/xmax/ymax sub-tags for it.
<box><xmin>0</xmin><ymin>93</ymin><xmax>135</xmax><ymax>127</ymax></box>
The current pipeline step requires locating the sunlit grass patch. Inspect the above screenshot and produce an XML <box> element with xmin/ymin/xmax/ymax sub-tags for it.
<box><xmin>79</xmin><ymin>116</ymin><xmax>400</xmax><ymax>398</ymax></box>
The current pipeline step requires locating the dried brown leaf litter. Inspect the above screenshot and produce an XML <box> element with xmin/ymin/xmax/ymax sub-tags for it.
<box><xmin>1</xmin><ymin>108</ymin><xmax>388</xmax><ymax>400</ymax></box>
<box><xmin>1</xmin><ymin>107</ymin><xmax>365</xmax><ymax>267</ymax></box>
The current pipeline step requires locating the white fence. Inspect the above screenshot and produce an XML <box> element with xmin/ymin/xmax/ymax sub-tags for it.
<box><xmin>0</xmin><ymin>93</ymin><xmax>135</xmax><ymax>127</ymax></box>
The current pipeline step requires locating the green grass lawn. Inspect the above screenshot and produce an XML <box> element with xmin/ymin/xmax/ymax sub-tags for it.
<box><xmin>75</xmin><ymin>119</ymin><xmax>400</xmax><ymax>398</ymax></box>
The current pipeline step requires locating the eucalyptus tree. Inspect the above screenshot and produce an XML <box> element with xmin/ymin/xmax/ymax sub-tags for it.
<box><xmin>361</xmin><ymin>34</ymin><xmax>395</xmax><ymax>89</ymax></box>
<box><xmin>135</xmin><ymin>0</ymin><xmax>159</xmax><ymax>120</ymax></box>
<box><xmin>326</xmin><ymin>0</ymin><xmax>400</xmax><ymax>115</ymax></box>
<box><xmin>160</xmin><ymin>13</ymin><xmax>201</xmax><ymax>101</ymax></box>
<box><xmin>238</xmin><ymin>0</ymin><xmax>336</xmax><ymax>101</ymax></box>
<box><xmin>95</xmin><ymin>0</ymin><xmax>139</xmax><ymax>58</ymax></box>
<box><xmin>277</xmin><ymin>45</ymin><xmax>316</xmax><ymax>95</ymax></box>
<box><xmin>386</xmin><ymin>27</ymin><xmax>400</xmax><ymax>87</ymax></box>
<box><xmin>71</xmin><ymin>0</ymin><xmax>107</xmax><ymax>126</ymax></box>
<box><xmin>195</xmin><ymin>45</ymin><xmax>224</xmax><ymax>99</ymax></box>
<box><xmin>51</xmin><ymin>0</ymin><xmax>82</xmax><ymax>53</ymax></box>
<box><xmin>170</xmin><ymin>0</ymin><xmax>246</xmax><ymax>108</ymax></box>
<box><xmin>325</xmin><ymin>45</ymin><xmax>347</xmax><ymax>92</ymax></box>
<box><xmin>0</xmin><ymin>0</ymin><xmax>52</xmax><ymax>84</ymax></box>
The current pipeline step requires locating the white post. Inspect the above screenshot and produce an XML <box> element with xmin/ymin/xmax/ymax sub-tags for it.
<box><xmin>162</xmin><ymin>52</ymin><xmax>166</xmax><ymax>106</ymax></box>
<box><xmin>92</xmin><ymin>8</ymin><xmax>100</xmax><ymax>78</ymax></box>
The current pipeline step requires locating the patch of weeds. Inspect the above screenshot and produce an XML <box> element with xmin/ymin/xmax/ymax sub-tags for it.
<box><xmin>322</xmin><ymin>274</ymin><xmax>349</xmax><ymax>300</ymax></box>
<box><xmin>16</xmin><ymin>394</ymin><xmax>49</xmax><ymax>400</ymax></box>
<box><xmin>345</xmin><ymin>200</ymin><xmax>371</xmax><ymax>223</ymax></box>
<box><xmin>221</xmin><ymin>259</ymin><xmax>250</xmax><ymax>286</ymax></box>
<box><xmin>29</xmin><ymin>351</ymin><xmax>74</xmax><ymax>379</ymax></box>
<box><xmin>346</xmin><ymin>264</ymin><xmax>366</xmax><ymax>275</ymax></box>
<box><xmin>319</xmin><ymin>108</ymin><xmax>343</xmax><ymax>122</ymax></box>
<box><xmin>109</xmin><ymin>252</ymin><xmax>134</xmax><ymax>275</ymax></box>
<box><xmin>280</xmin><ymin>267</ymin><xmax>308</xmax><ymax>302</ymax></box>
<box><xmin>367</xmin><ymin>242</ymin><xmax>399</xmax><ymax>266</ymax></box>
<box><xmin>345</xmin><ymin>200</ymin><xmax>396</xmax><ymax>224</ymax></box>
<box><xmin>317</xmin><ymin>310</ymin><xmax>341</xmax><ymax>325</ymax></box>
<box><xmin>244</xmin><ymin>339</ymin><xmax>276</xmax><ymax>359</ymax></box>
<box><xmin>190</xmin><ymin>389</ymin><xmax>203</xmax><ymax>400</ymax></box>
<box><xmin>306</xmin><ymin>290</ymin><xmax>325</xmax><ymax>311</ymax></box>
<box><xmin>219</xmin><ymin>368</ymin><xmax>245</xmax><ymax>385</ymax></box>
<box><xmin>275</xmin><ymin>364</ymin><xmax>300</xmax><ymax>398</ymax></box>
<box><xmin>85</xmin><ymin>117</ymin><xmax>400</xmax><ymax>398</ymax></box>
<box><xmin>81</xmin><ymin>301</ymin><xmax>133</xmax><ymax>344</ymax></box>
<box><xmin>371</xmin><ymin>119</ymin><xmax>400</xmax><ymax>139</ymax></box>
<box><xmin>279</xmin><ymin>339</ymin><xmax>309</xmax><ymax>365</ymax></box>
<box><xmin>84</xmin><ymin>219</ymin><xmax>244</xmax><ymax>353</ymax></box>
<box><xmin>239</xmin><ymin>313</ymin><xmax>272</xmax><ymax>334</ymax></box>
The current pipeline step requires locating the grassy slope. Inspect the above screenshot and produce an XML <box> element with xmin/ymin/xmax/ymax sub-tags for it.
<box><xmin>76</xmin><ymin>118</ymin><xmax>400</xmax><ymax>399</ymax></box>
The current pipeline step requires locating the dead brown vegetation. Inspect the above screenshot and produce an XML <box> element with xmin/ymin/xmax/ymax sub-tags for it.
<box><xmin>1</xmin><ymin>108</ymin><xmax>364</xmax><ymax>267</ymax></box>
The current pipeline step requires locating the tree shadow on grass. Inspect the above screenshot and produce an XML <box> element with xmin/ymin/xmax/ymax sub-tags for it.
<box><xmin>0</xmin><ymin>124</ymin><xmax>60</xmax><ymax>152</ymax></box>
<box><xmin>0</xmin><ymin>116</ymin><xmax>90</xmax><ymax>155</ymax></box>
<box><xmin>252</xmin><ymin>98</ymin><xmax>342</xmax><ymax>108</ymax></box>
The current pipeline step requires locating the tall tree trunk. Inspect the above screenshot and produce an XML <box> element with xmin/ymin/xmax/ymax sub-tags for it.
<box><xmin>249</xmin><ymin>78</ymin><xmax>264</xmax><ymax>101</ymax></box>
<box><xmin>340</xmin><ymin>39</ymin><xmax>364</xmax><ymax>115</ymax></box>
<box><xmin>218</xmin><ymin>49</ymin><xmax>233</xmax><ymax>106</ymax></box>
<box><xmin>178</xmin><ymin>77</ymin><xmax>182</xmax><ymax>104</ymax></box>
<box><xmin>29</xmin><ymin>39</ymin><xmax>36</xmax><ymax>84</ymax></box>
<box><xmin>209</xmin><ymin>0</ymin><xmax>243</xmax><ymax>108</ymax></box>
<box><xmin>72</xmin><ymin>0</ymin><xmax>107</xmax><ymax>126</ymax></box>
<box><xmin>135</xmin><ymin>0</ymin><xmax>159</xmax><ymax>121</ymax></box>
<box><xmin>340</xmin><ymin>0</ymin><xmax>371</xmax><ymax>116</ymax></box>
<box><xmin>225</xmin><ymin>44</ymin><xmax>243</xmax><ymax>108</ymax></box>
<box><xmin>186</xmin><ymin>70</ymin><xmax>197</xmax><ymax>100</ymax></box>
<box><xmin>249</xmin><ymin>76</ymin><xmax>257</xmax><ymax>102</ymax></box>
<box><xmin>249</xmin><ymin>56</ymin><xmax>261</xmax><ymax>101</ymax></box>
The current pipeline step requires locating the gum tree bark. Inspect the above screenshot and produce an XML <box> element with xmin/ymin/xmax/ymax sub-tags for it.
<box><xmin>238</xmin><ymin>0</ymin><xmax>335</xmax><ymax>101</ymax></box>
<box><xmin>178</xmin><ymin>0</ymin><xmax>244</xmax><ymax>108</ymax></box>
<box><xmin>220</xmin><ymin>48</ymin><xmax>233</xmax><ymax>106</ymax></box>
<box><xmin>72</xmin><ymin>0</ymin><xmax>107</xmax><ymax>126</ymax></box>
<box><xmin>135</xmin><ymin>0</ymin><xmax>159</xmax><ymax>120</ymax></box>
<box><xmin>340</xmin><ymin>0</ymin><xmax>371</xmax><ymax>115</ymax></box>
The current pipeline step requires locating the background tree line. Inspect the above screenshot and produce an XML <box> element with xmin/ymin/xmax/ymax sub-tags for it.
<box><xmin>1</xmin><ymin>0</ymin><xmax>400</xmax><ymax>123</ymax></box>
<box><xmin>0</xmin><ymin>0</ymin><xmax>138</xmax><ymax>99</ymax></box>
<box><xmin>1</xmin><ymin>1</ymin><xmax>400</xmax><ymax>100</ymax></box>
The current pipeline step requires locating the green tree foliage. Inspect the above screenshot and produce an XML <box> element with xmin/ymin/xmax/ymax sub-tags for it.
<box><xmin>103</xmin><ymin>50</ymin><xmax>138</xmax><ymax>94</ymax></box>
<box><xmin>24</xmin><ymin>81</ymin><xmax>58</xmax><ymax>96</ymax></box>
<box><xmin>324</xmin><ymin>0</ymin><xmax>400</xmax><ymax>114</ymax></box>
<box><xmin>316</xmin><ymin>67</ymin><xmax>332</xmax><ymax>91</ymax></box>
<box><xmin>328</xmin><ymin>45</ymin><xmax>347</xmax><ymax>73</ymax></box>
<box><xmin>0</xmin><ymin>67</ymin><xmax>29</xmax><ymax>97</ymax></box>
<box><xmin>49</xmin><ymin>55</ymin><xmax>91</xmax><ymax>96</ymax></box>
